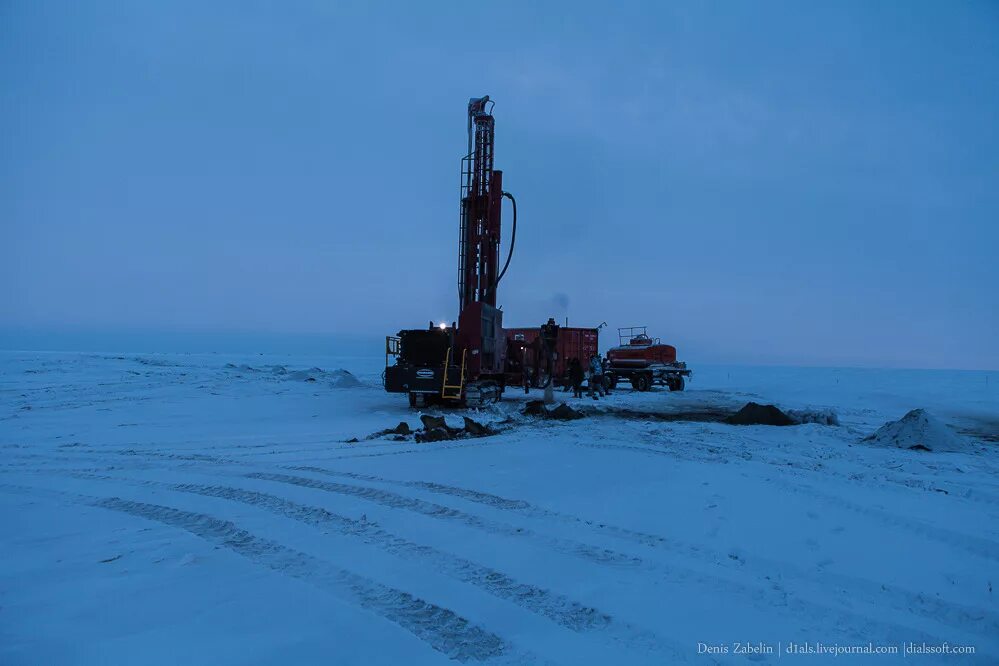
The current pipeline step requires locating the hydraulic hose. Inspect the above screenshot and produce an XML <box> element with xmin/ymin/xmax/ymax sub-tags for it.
<box><xmin>496</xmin><ymin>191</ymin><xmax>517</xmax><ymax>285</ymax></box>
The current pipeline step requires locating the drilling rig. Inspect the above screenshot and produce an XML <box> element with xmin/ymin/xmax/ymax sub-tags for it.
<box><xmin>384</xmin><ymin>96</ymin><xmax>515</xmax><ymax>408</ymax></box>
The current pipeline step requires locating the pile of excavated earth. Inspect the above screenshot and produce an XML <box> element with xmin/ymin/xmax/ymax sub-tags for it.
<box><xmin>862</xmin><ymin>408</ymin><xmax>976</xmax><ymax>453</ymax></box>
<box><xmin>725</xmin><ymin>402</ymin><xmax>794</xmax><ymax>426</ymax></box>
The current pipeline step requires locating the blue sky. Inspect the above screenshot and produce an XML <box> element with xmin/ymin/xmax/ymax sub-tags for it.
<box><xmin>2</xmin><ymin>1</ymin><xmax>997</xmax><ymax>369</ymax></box>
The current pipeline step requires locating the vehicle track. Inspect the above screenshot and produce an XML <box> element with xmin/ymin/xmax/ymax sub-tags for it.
<box><xmin>289</xmin><ymin>465</ymin><xmax>674</xmax><ymax>549</ymax></box>
<box><xmin>92</xmin><ymin>493</ymin><xmax>520</xmax><ymax>663</ymax></box>
<box><xmin>11</xmin><ymin>449</ymin><xmax>991</xmax><ymax>645</ymax></box>
<box><xmin>172</xmin><ymin>482</ymin><xmax>687</xmax><ymax>658</ymax></box>
<box><xmin>291</xmin><ymin>465</ymin><xmax>999</xmax><ymax>640</ymax></box>
<box><xmin>9</xmin><ymin>470</ymin><xmax>691</xmax><ymax>661</ymax></box>
<box><xmin>175</xmin><ymin>485</ymin><xmax>608</xmax><ymax>625</ymax></box>
<box><xmin>0</xmin><ymin>478</ymin><xmax>535</xmax><ymax>663</ymax></box>
<box><xmin>768</xmin><ymin>476</ymin><xmax>999</xmax><ymax>563</ymax></box>
<box><xmin>552</xmin><ymin>430</ymin><xmax>999</xmax><ymax>564</ymax></box>
<box><xmin>246</xmin><ymin>472</ymin><xmax>642</xmax><ymax>568</ymax></box>
<box><xmin>243</xmin><ymin>472</ymin><xmax>960</xmax><ymax>646</ymax></box>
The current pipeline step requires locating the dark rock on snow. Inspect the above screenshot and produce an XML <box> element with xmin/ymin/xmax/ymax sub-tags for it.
<box><xmin>523</xmin><ymin>401</ymin><xmax>585</xmax><ymax>420</ymax></box>
<box><xmin>523</xmin><ymin>400</ymin><xmax>547</xmax><ymax>416</ymax></box>
<box><xmin>367</xmin><ymin>421</ymin><xmax>413</xmax><ymax>440</ymax></box>
<box><xmin>420</xmin><ymin>415</ymin><xmax>451</xmax><ymax>432</ymax></box>
<box><xmin>414</xmin><ymin>415</ymin><xmax>496</xmax><ymax>442</ymax></box>
<box><xmin>416</xmin><ymin>414</ymin><xmax>462</xmax><ymax>443</ymax></box>
<box><xmin>462</xmin><ymin>416</ymin><xmax>493</xmax><ymax>437</ymax></box>
<box><xmin>549</xmin><ymin>403</ymin><xmax>585</xmax><ymax>420</ymax></box>
<box><xmin>416</xmin><ymin>427</ymin><xmax>452</xmax><ymax>443</ymax></box>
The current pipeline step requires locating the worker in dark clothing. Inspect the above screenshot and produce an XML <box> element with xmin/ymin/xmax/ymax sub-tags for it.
<box><xmin>568</xmin><ymin>358</ymin><xmax>585</xmax><ymax>398</ymax></box>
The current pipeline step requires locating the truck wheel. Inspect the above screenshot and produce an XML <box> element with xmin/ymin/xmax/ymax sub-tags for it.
<box><xmin>631</xmin><ymin>373</ymin><xmax>651</xmax><ymax>392</ymax></box>
<box><xmin>605</xmin><ymin>374</ymin><xmax>617</xmax><ymax>390</ymax></box>
<box><xmin>675</xmin><ymin>376</ymin><xmax>685</xmax><ymax>391</ymax></box>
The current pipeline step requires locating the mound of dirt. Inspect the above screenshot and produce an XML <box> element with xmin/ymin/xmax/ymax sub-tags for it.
<box><xmin>329</xmin><ymin>369</ymin><xmax>361</xmax><ymax>388</ymax></box>
<box><xmin>523</xmin><ymin>401</ymin><xmax>585</xmax><ymax>420</ymax></box>
<box><xmin>862</xmin><ymin>409</ymin><xmax>975</xmax><ymax>453</ymax></box>
<box><xmin>726</xmin><ymin>402</ymin><xmax>794</xmax><ymax>426</ymax></box>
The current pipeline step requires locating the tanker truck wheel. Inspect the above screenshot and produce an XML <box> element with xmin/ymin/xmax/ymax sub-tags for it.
<box><xmin>666</xmin><ymin>376</ymin><xmax>686</xmax><ymax>392</ymax></box>
<box><xmin>631</xmin><ymin>373</ymin><xmax>651</xmax><ymax>392</ymax></box>
<box><xmin>605</xmin><ymin>374</ymin><xmax>618</xmax><ymax>390</ymax></box>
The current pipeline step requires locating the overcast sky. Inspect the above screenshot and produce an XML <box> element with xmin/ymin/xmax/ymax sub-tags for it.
<box><xmin>2</xmin><ymin>1</ymin><xmax>997</xmax><ymax>369</ymax></box>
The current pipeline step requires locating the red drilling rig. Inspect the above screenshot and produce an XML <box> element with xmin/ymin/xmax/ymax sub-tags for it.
<box><xmin>384</xmin><ymin>96</ymin><xmax>514</xmax><ymax>407</ymax></box>
<box><xmin>385</xmin><ymin>97</ymin><xmax>683</xmax><ymax>407</ymax></box>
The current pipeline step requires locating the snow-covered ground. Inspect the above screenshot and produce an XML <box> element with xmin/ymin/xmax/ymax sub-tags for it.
<box><xmin>1</xmin><ymin>351</ymin><xmax>997</xmax><ymax>664</ymax></box>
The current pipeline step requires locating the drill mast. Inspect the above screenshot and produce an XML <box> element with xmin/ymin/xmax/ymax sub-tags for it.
<box><xmin>458</xmin><ymin>96</ymin><xmax>504</xmax><ymax>315</ymax></box>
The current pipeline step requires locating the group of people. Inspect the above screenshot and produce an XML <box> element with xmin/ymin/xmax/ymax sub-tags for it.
<box><xmin>520</xmin><ymin>353</ymin><xmax>611</xmax><ymax>400</ymax></box>
<box><xmin>566</xmin><ymin>354</ymin><xmax>609</xmax><ymax>400</ymax></box>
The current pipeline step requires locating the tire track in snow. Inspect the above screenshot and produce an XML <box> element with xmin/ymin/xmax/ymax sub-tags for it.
<box><xmin>244</xmin><ymin>472</ymin><xmax>961</xmax><ymax>646</ymax></box>
<box><xmin>16</xmin><ymin>446</ymin><xmax>998</xmax><ymax>640</ymax></box>
<box><xmin>93</xmin><ymin>497</ymin><xmax>519</xmax><ymax>663</ymax></box>
<box><xmin>175</xmin><ymin>484</ymin><xmax>610</xmax><ymax>628</ymax></box>
<box><xmin>564</xmin><ymin>439</ymin><xmax>726</xmax><ymax>465</ymax></box>
<box><xmin>169</xmin><ymin>482</ymin><xmax>683</xmax><ymax>659</ymax></box>
<box><xmin>13</xmin><ymin>471</ymin><xmax>689</xmax><ymax>661</ymax></box>
<box><xmin>55</xmin><ymin>455</ymin><xmax>987</xmax><ymax>645</ymax></box>
<box><xmin>768</xmin><ymin>477</ymin><xmax>999</xmax><ymax>563</ymax></box>
<box><xmin>0</xmin><ymin>482</ymin><xmax>528</xmax><ymax>663</ymax></box>
<box><xmin>530</xmin><ymin>435</ymin><xmax>999</xmax><ymax>632</ymax></box>
<box><xmin>648</xmin><ymin>427</ymin><xmax>999</xmax><ymax>513</ymax></box>
<box><xmin>290</xmin><ymin>465</ymin><xmax>672</xmax><ymax>549</ymax></box>
<box><xmin>246</xmin><ymin>472</ymin><xmax>642</xmax><ymax>568</ymax></box>
<box><xmin>290</xmin><ymin>466</ymin><xmax>999</xmax><ymax>640</ymax></box>
<box><xmin>18</xmin><ymin>455</ymin><xmax>989</xmax><ymax>645</ymax></box>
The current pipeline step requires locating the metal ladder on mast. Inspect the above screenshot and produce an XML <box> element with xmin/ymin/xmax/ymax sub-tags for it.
<box><xmin>441</xmin><ymin>347</ymin><xmax>467</xmax><ymax>400</ymax></box>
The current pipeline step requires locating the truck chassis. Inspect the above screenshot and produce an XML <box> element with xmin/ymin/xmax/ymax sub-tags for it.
<box><xmin>605</xmin><ymin>362</ymin><xmax>691</xmax><ymax>392</ymax></box>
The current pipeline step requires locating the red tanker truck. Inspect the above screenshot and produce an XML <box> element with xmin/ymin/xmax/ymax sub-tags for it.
<box><xmin>605</xmin><ymin>326</ymin><xmax>691</xmax><ymax>392</ymax></box>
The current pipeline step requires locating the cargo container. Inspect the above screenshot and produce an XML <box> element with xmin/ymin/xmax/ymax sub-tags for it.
<box><xmin>505</xmin><ymin>325</ymin><xmax>599</xmax><ymax>387</ymax></box>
